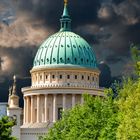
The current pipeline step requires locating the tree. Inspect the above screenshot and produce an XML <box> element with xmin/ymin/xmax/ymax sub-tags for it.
<box><xmin>41</xmin><ymin>94</ymin><xmax>119</xmax><ymax>140</ymax></box>
<box><xmin>131</xmin><ymin>44</ymin><xmax>140</xmax><ymax>76</ymax></box>
<box><xmin>116</xmin><ymin>78</ymin><xmax>140</xmax><ymax>140</ymax></box>
<box><xmin>0</xmin><ymin>116</ymin><xmax>17</xmax><ymax>140</ymax></box>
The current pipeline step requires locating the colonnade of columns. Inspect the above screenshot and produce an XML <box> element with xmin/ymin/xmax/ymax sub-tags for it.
<box><xmin>23</xmin><ymin>94</ymin><xmax>83</xmax><ymax>125</ymax></box>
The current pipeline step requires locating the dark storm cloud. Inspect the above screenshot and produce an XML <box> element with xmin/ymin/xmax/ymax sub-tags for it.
<box><xmin>18</xmin><ymin>0</ymin><xmax>101</xmax><ymax>30</ymax></box>
<box><xmin>0</xmin><ymin>0</ymin><xmax>140</xmax><ymax>79</ymax></box>
<box><xmin>0</xmin><ymin>46</ymin><xmax>37</xmax><ymax>77</ymax></box>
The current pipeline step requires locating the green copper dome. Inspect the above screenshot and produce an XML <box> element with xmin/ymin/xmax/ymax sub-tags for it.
<box><xmin>33</xmin><ymin>2</ymin><xmax>97</xmax><ymax>69</ymax></box>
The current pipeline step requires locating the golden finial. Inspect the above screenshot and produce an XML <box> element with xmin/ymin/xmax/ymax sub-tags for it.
<box><xmin>64</xmin><ymin>0</ymin><xmax>68</xmax><ymax>6</ymax></box>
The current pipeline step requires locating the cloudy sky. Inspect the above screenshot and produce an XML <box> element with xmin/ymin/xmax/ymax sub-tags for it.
<box><xmin>0</xmin><ymin>0</ymin><xmax>140</xmax><ymax>81</ymax></box>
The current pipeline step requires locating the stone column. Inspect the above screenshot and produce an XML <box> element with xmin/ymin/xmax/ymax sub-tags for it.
<box><xmin>53</xmin><ymin>94</ymin><xmax>57</xmax><ymax>122</ymax></box>
<box><xmin>26</xmin><ymin>96</ymin><xmax>30</xmax><ymax>123</ymax></box>
<box><xmin>72</xmin><ymin>94</ymin><xmax>76</xmax><ymax>107</ymax></box>
<box><xmin>23</xmin><ymin>96</ymin><xmax>26</xmax><ymax>124</ymax></box>
<box><xmin>31</xmin><ymin>95</ymin><xmax>34</xmax><ymax>123</ymax></box>
<box><xmin>63</xmin><ymin>94</ymin><xmax>66</xmax><ymax>111</ymax></box>
<box><xmin>81</xmin><ymin>95</ymin><xmax>84</xmax><ymax>104</ymax></box>
<box><xmin>37</xmin><ymin>95</ymin><xmax>40</xmax><ymax>123</ymax></box>
<box><xmin>37</xmin><ymin>73</ymin><xmax>39</xmax><ymax>84</ymax></box>
<box><xmin>44</xmin><ymin>94</ymin><xmax>48</xmax><ymax>122</ymax></box>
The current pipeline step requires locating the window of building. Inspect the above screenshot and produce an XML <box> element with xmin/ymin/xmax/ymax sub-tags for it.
<box><xmin>46</xmin><ymin>75</ymin><xmax>48</xmax><ymax>79</ymax></box>
<box><xmin>60</xmin><ymin>75</ymin><xmax>62</xmax><ymax>79</ymax></box>
<box><xmin>52</xmin><ymin>75</ymin><xmax>55</xmax><ymax>79</ymax></box>
<box><xmin>58</xmin><ymin>108</ymin><xmax>63</xmax><ymax>120</ymax></box>
<box><xmin>67</xmin><ymin>75</ymin><xmax>70</xmax><ymax>79</ymax></box>
<box><xmin>82</xmin><ymin>75</ymin><xmax>84</xmax><ymax>80</ymax></box>
<box><xmin>75</xmin><ymin>75</ymin><xmax>77</xmax><ymax>79</ymax></box>
<box><xmin>88</xmin><ymin>76</ymin><xmax>90</xmax><ymax>80</ymax></box>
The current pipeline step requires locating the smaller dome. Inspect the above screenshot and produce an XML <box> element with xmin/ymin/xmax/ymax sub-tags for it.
<box><xmin>33</xmin><ymin>31</ymin><xmax>97</xmax><ymax>69</ymax></box>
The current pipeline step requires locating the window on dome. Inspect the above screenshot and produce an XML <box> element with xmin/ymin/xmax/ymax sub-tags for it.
<box><xmin>73</xmin><ymin>45</ymin><xmax>76</xmax><ymax>48</ymax></box>
<box><xmin>67</xmin><ymin>45</ymin><xmax>70</xmax><ymax>48</ymax></box>
<box><xmin>53</xmin><ymin>58</ymin><xmax>56</xmax><ymax>62</ymax></box>
<box><xmin>81</xmin><ymin>58</ymin><xmax>83</xmax><ymax>63</ymax></box>
<box><xmin>61</xmin><ymin>45</ymin><xmax>64</xmax><ymax>47</ymax></box>
<box><xmin>75</xmin><ymin>58</ymin><xmax>77</xmax><ymax>63</ymax></box>
<box><xmin>67</xmin><ymin>75</ymin><xmax>70</xmax><ymax>79</ymax></box>
<box><xmin>67</xmin><ymin>58</ymin><xmax>70</xmax><ymax>63</ymax></box>
<box><xmin>60</xmin><ymin>58</ymin><xmax>63</xmax><ymax>62</ymax></box>
<box><xmin>75</xmin><ymin>75</ymin><xmax>77</xmax><ymax>79</ymax></box>
<box><xmin>47</xmin><ymin>58</ymin><xmax>49</xmax><ymax>62</ymax></box>
<box><xmin>87</xmin><ymin>59</ymin><xmax>89</xmax><ymax>63</ymax></box>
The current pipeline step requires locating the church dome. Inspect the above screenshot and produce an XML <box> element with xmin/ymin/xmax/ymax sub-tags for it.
<box><xmin>33</xmin><ymin>2</ymin><xmax>97</xmax><ymax>70</ymax></box>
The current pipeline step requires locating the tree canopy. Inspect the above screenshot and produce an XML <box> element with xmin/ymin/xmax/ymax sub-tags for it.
<box><xmin>0</xmin><ymin>116</ymin><xmax>16</xmax><ymax>140</ymax></box>
<box><xmin>41</xmin><ymin>93</ymin><xmax>119</xmax><ymax>140</ymax></box>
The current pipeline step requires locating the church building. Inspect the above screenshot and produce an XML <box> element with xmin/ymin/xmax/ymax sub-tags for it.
<box><xmin>7</xmin><ymin>0</ymin><xmax>104</xmax><ymax>140</ymax></box>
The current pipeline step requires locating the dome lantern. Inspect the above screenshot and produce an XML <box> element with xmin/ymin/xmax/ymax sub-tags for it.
<box><xmin>60</xmin><ymin>0</ymin><xmax>71</xmax><ymax>31</ymax></box>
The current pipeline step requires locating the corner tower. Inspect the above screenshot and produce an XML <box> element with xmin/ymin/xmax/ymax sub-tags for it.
<box><xmin>7</xmin><ymin>75</ymin><xmax>22</xmax><ymax>140</ymax></box>
<box><xmin>21</xmin><ymin>1</ymin><xmax>103</xmax><ymax>140</ymax></box>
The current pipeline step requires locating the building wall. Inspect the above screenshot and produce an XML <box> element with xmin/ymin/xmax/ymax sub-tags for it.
<box><xmin>0</xmin><ymin>103</ymin><xmax>7</xmax><ymax>118</ymax></box>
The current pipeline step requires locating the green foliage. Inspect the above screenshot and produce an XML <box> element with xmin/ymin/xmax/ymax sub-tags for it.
<box><xmin>41</xmin><ymin>94</ymin><xmax>119</xmax><ymax>140</ymax></box>
<box><xmin>116</xmin><ymin>78</ymin><xmax>140</xmax><ymax>140</ymax></box>
<box><xmin>0</xmin><ymin>116</ymin><xmax>17</xmax><ymax>140</ymax></box>
<box><xmin>131</xmin><ymin>44</ymin><xmax>140</xmax><ymax>76</ymax></box>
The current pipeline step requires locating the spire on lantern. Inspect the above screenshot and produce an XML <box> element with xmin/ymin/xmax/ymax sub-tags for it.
<box><xmin>64</xmin><ymin>0</ymin><xmax>68</xmax><ymax>6</ymax></box>
<box><xmin>60</xmin><ymin>0</ymin><xmax>71</xmax><ymax>31</ymax></box>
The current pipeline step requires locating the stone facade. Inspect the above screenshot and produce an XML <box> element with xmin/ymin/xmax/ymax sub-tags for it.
<box><xmin>20</xmin><ymin>67</ymin><xmax>103</xmax><ymax>140</ymax></box>
<box><xmin>0</xmin><ymin>103</ymin><xmax>7</xmax><ymax>118</ymax></box>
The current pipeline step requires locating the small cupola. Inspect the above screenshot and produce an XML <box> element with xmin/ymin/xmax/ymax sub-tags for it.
<box><xmin>60</xmin><ymin>0</ymin><xmax>71</xmax><ymax>31</ymax></box>
<box><xmin>8</xmin><ymin>75</ymin><xmax>19</xmax><ymax>108</ymax></box>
